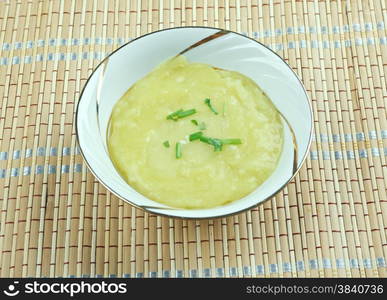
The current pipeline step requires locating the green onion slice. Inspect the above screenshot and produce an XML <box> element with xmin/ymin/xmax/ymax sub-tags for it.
<box><xmin>204</xmin><ymin>98</ymin><xmax>219</xmax><ymax>115</ymax></box>
<box><xmin>199</xmin><ymin>136</ymin><xmax>223</xmax><ymax>152</ymax></box>
<box><xmin>191</xmin><ymin>119</ymin><xmax>198</xmax><ymax>126</ymax></box>
<box><xmin>220</xmin><ymin>138</ymin><xmax>242</xmax><ymax>145</ymax></box>
<box><xmin>199</xmin><ymin>135</ymin><xmax>242</xmax><ymax>151</ymax></box>
<box><xmin>175</xmin><ymin>142</ymin><xmax>182</xmax><ymax>159</ymax></box>
<box><xmin>163</xmin><ymin>140</ymin><xmax>170</xmax><ymax>148</ymax></box>
<box><xmin>189</xmin><ymin>131</ymin><xmax>203</xmax><ymax>141</ymax></box>
<box><xmin>166</xmin><ymin>109</ymin><xmax>183</xmax><ymax>121</ymax></box>
<box><xmin>177</xmin><ymin>109</ymin><xmax>197</xmax><ymax>119</ymax></box>
<box><xmin>167</xmin><ymin>108</ymin><xmax>196</xmax><ymax>121</ymax></box>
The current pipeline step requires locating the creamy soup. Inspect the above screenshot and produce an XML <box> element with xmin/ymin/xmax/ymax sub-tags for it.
<box><xmin>107</xmin><ymin>56</ymin><xmax>283</xmax><ymax>209</ymax></box>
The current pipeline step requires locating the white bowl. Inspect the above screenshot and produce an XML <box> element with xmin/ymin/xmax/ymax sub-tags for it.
<box><xmin>76</xmin><ymin>27</ymin><xmax>313</xmax><ymax>219</ymax></box>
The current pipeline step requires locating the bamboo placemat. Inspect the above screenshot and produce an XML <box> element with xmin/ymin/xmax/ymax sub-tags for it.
<box><xmin>0</xmin><ymin>0</ymin><xmax>386</xmax><ymax>278</ymax></box>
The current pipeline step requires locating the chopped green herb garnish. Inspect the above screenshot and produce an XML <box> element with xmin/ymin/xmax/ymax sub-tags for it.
<box><xmin>175</xmin><ymin>142</ymin><xmax>182</xmax><ymax>159</ymax></box>
<box><xmin>166</xmin><ymin>109</ymin><xmax>183</xmax><ymax>121</ymax></box>
<box><xmin>167</xmin><ymin>108</ymin><xmax>197</xmax><ymax>121</ymax></box>
<box><xmin>189</xmin><ymin>131</ymin><xmax>203</xmax><ymax>141</ymax></box>
<box><xmin>220</xmin><ymin>138</ymin><xmax>242</xmax><ymax>145</ymax></box>
<box><xmin>199</xmin><ymin>135</ymin><xmax>242</xmax><ymax>151</ymax></box>
<box><xmin>198</xmin><ymin>135</ymin><xmax>211</xmax><ymax>144</ymax></box>
<box><xmin>211</xmin><ymin>139</ymin><xmax>223</xmax><ymax>152</ymax></box>
<box><xmin>199</xmin><ymin>136</ymin><xmax>223</xmax><ymax>152</ymax></box>
<box><xmin>177</xmin><ymin>109</ymin><xmax>197</xmax><ymax>119</ymax></box>
<box><xmin>163</xmin><ymin>140</ymin><xmax>170</xmax><ymax>148</ymax></box>
<box><xmin>204</xmin><ymin>98</ymin><xmax>218</xmax><ymax>115</ymax></box>
<box><xmin>198</xmin><ymin>122</ymin><xmax>207</xmax><ymax>130</ymax></box>
<box><xmin>191</xmin><ymin>119</ymin><xmax>206</xmax><ymax>130</ymax></box>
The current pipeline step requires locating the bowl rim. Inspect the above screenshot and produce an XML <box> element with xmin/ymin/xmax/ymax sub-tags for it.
<box><xmin>75</xmin><ymin>26</ymin><xmax>314</xmax><ymax>219</ymax></box>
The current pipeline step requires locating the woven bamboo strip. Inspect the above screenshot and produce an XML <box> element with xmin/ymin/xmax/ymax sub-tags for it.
<box><xmin>0</xmin><ymin>3</ymin><xmax>8</xmax><ymax>240</ymax></box>
<box><xmin>287</xmin><ymin>0</ymin><xmax>315</xmax><ymax>278</ymax></box>
<box><xmin>48</xmin><ymin>0</ymin><xmax>68</xmax><ymax>278</ymax></box>
<box><xmin>194</xmin><ymin>220</ymin><xmax>203</xmax><ymax>276</ymax></box>
<box><xmin>22</xmin><ymin>0</ymin><xmax>54</xmax><ymax>278</ymax></box>
<box><xmin>223</xmin><ymin>216</ymin><xmax>236</xmax><ymax>276</ymax></box>
<box><xmin>36</xmin><ymin>1</ymin><xmax>56</xmax><ymax>276</ymax></box>
<box><xmin>38</xmin><ymin>0</ymin><xmax>62</xmax><ymax>277</ymax></box>
<box><xmin>314</xmin><ymin>0</ymin><xmax>343</xmax><ymax>277</ymax></box>
<box><xmin>250</xmin><ymin>208</ymin><xmax>263</xmax><ymax>277</ymax></box>
<box><xmin>162</xmin><ymin>0</ymin><xmax>170</xmax><ymax>26</ymax></box>
<box><xmin>317</xmin><ymin>0</ymin><xmax>349</xmax><ymax>277</ymax></box>
<box><xmin>198</xmin><ymin>220</ymin><xmax>209</xmax><ymax>276</ymax></box>
<box><xmin>160</xmin><ymin>217</ymin><xmax>170</xmax><ymax>276</ymax></box>
<box><xmin>5</xmin><ymin>1</ymin><xmax>34</xmax><ymax>278</ymax></box>
<box><xmin>367</xmin><ymin>3</ymin><xmax>387</xmax><ymax>242</ymax></box>
<box><xmin>147</xmin><ymin>214</ymin><xmax>156</xmax><ymax>277</ymax></box>
<box><xmin>134</xmin><ymin>210</ymin><xmax>145</xmax><ymax>277</ymax></box>
<box><xmin>58</xmin><ymin>0</ymin><xmax>74</xmax><ymax>278</ymax></box>
<box><xmin>232</xmin><ymin>215</ymin><xmax>243</xmax><ymax>277</ymax></box>
<box><xmin>0</xmin><ymin>0</ymin><xmax>18</xmax><ymax>278</ymax></box>
<box><xmin>246</xmin><ymin>210</ymin><xmax>257</xmax><ymax>277</ymax></box>
<box><xmin>349</xmin><ymin>0</ymin><xmax>386</xmax><ymax>277</ymax></box>
<box><xmin>121</xmin><ymin>202</ymin><xmax>132</xmax><ymax>277</ymax></box>
<box><xmin>75</xmin><ymin>0</ymin><xmax>91</xmax><ymax>278</ymax></box>
<box><xmin>2</xmin><ymin>0</ymin><xmax>27</xmax><ymax>278</ymax></box>
<box><xmin>321</xmin><ymin>0</ymin><xmax>363</xmax><ymax>277</ymax></box>
<box><xmin>356</xmin><ymin>0</ymin><xmax>387</xmax><ymax>275</ymax></box>
<box><xmin>337</xmin><ymin>0</ymin><xmax>376</xmax><ymax>277</ymax></box>
<box><xmin>207</xmin><ymin>219</ymin><xmax>216</xmax><ymax>277</ymax></box>
<box><xmin>167</xmin><ymin>218</ymin><xmax>176</xmax><ymax>277</ymax></box>
<box><xmin>305</xmin><ymin>0</ymin><xmax>342</xmax><ymax>277</ymax></box>
<box><xmin>60</xmin><ymin>0</ymin><xmax>81</xmax><ymax>278</ymax></box>
<box><xmin>335</xmin><ymin>0</ymin><xmax>369</xmax><ymax>274</ymax></box>
<box><xmin>238</xmin><ymin>213</ymin><xmax>253</xmax><ymax>277</ymax></box>
<box><xmin>219</xmin><ymin>217</ymin><xmax>229</xmax><ymax>276</ymax></box>
<box><xmin>373</xmin><ymin>0</ymin><xmax>387</xmax><ymax>81</ymax></box>
<box><xmin>173</xmin><ymin>218</ymin><xmax>183</xmax><ymax>277</ymax></box>
<box><xmin>17</xmin><ymin>1</ymin><xmax>43</xmax><ymax>277</ymax></box>
<box><xmin>90</xmin><ymin>0</ymin><xmax>102</xmax><ymax>278</ymax></box>
<box><xmin>181</xmin><ymin>219</ymin><xmax>189</xmax><ymax>277</ymax></box>
<box><xmin>150</xmin><ymin>0</ymin><xmax>159</xmax><ymax>32</ymax></box>
<box><xmin>323</xmin><ymin>0</ymin><xmax>355</xmax><ymax>277</ymax></box>
<box><xmin>214</xmin><ymin>218</ymin><xmax>226</xmax><ymax>276</ymax></box>
<box><xmin>167</xmin><ymin>218</ymin><xmax>175</xmax><ymax>277</ymax></box>
<box><xmin>216</xmin><ymin>0</ymin><xmax>225</xmax><ymax>26</ymax></box>
<box><xmin>0</xmin><ymin>0</ymin><xmax>19</xmax><ymax>277</ymax></box>
<box><xmin>186</xmin><ymin>220</ymin><xmax>197</xmax><ymax>276</ymax></box>
<box><xmin>73</xmin><ymin>0</ymin><xmax>89</xmax><ymax>278</ymax></box>
<box><xmin>344</xmin><ymin>0</ymin><xmax>382</xmax><ymax>277</ymax></box>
